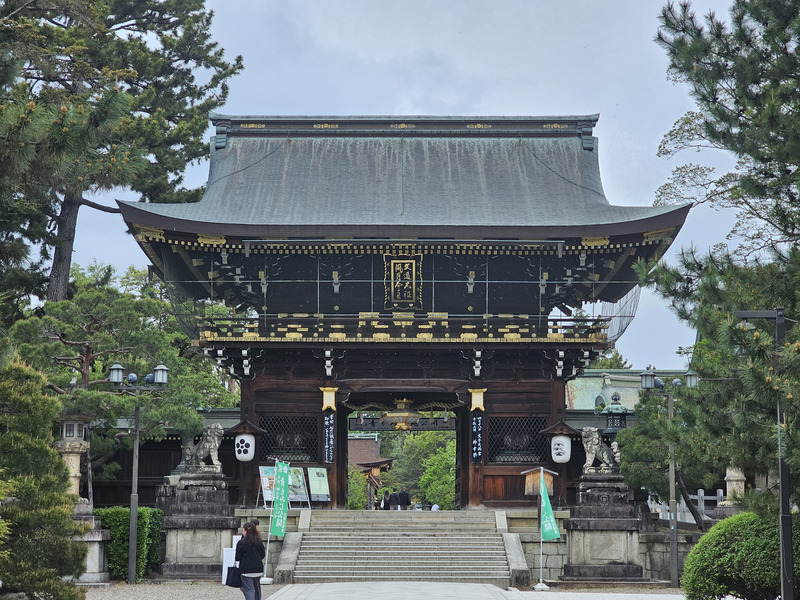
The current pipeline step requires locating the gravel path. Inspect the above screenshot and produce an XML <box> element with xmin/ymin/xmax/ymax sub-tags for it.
<box><xmin>83</xmin><ymin>581</ymin><xmax>683</xmax><ymax>600</ymax></box>
<box><xmin>84</xmin><ymin>581</ymin><xmax>289</xmax><ymax>599</ymax></box>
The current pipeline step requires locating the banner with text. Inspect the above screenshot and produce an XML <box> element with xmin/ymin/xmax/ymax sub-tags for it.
<box><xmin>539</xmin><ymin>468</ymin><xmax>561</xmax><ymax>541</ymax></box>
<box><xmin>270</xmin><ymin>461</ymin><xmax>290</xmax><ymax>537</ymax></box>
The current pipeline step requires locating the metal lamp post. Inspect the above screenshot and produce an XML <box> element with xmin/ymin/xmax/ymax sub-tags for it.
<box><xmin>732</xmin><ymin>308</ymin><xmax>793</xmax><ymax>600</ymax></box>
<box><xmin>109</xmin><ymin>362</ymin><xmax>168</xmax><ymax>585</ymax></box>
<box><xmin>640</xmin><ymin>369</ymin><xmax>697</xmax><ymax>587</ymax></box>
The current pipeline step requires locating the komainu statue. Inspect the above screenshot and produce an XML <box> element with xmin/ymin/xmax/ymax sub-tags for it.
<box><xmin>184</xmin><ymin>423</ymin><xmax>224</xmax><ymax>471</ymax></box>
<box><xmin>581</xmin><ymin>426</ymin><xmax>621</xmax><ymax>472</ymax></box>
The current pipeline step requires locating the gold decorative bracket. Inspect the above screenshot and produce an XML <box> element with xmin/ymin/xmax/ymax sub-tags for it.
<box><xmin>469</xmin><ymin>388</ymin><xmax>487</xmax><ymax>412</ymax></box>
<box><xmin>320</xmin><ymin>386</ymin><xmax>339</xmax><ymax>411</ymax></box>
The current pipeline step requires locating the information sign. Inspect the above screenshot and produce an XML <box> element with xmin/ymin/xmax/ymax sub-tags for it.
<box><xmin>307</xmin><ymin>467</ymin><xmax>331</xmax><ymax>502</ymax></box>
<box><xmin>288</xmin><ymin>467</ymin><xmax>309</xmax><ymax>503</ymax></box>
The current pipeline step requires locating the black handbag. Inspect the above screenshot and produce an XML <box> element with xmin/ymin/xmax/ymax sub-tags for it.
<box><xmin>226</xmin><ymin>565</ymin><xmax>243</xmax><ymax>588</ymax></box>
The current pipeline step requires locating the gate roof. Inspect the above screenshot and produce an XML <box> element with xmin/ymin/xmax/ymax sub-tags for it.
<box><xmin>118</xmin><ymin>114</ymin><xmax>690</xmax><ymax>240</ymax></box>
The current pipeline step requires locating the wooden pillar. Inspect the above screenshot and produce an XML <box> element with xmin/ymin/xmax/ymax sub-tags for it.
<box><xmin>334</xmin><ymin>397</ymin><xmax>349</xmax><ymax>508</ymax></box>
<box><xmin>467</xmin><ymin>387</ymin><xmax>486</xmax><ymax>508</ymax></box>
<box><xmin>240</xmin><ymin>378</ymin><xmax>258</xmax><ymax>506</ymax></box>
<box><xmin>551</xmin><ymin>381</ymin><xmax>569</xmax><ymax>504</ymax></box>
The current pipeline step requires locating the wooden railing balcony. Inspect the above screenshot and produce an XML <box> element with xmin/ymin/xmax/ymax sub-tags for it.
<box><xmin>197</xmin><ymin>313</ymin><xmax>610</xmax><ymax>344</ymax></box>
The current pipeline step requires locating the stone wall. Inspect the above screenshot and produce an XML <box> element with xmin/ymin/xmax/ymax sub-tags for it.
<box><xmin>506</xmin><ymin>508</ymin><xmax>702</xmax><ymax>582</ymax></box>
<box><xmin>519</xmin><ymin>534</ymin><xmax>568</xmax><ymax>581</ymax></box>
<box><xmin>516</xmin><ymin>530</ymin><xmax>702</xmax><ymax>582</ymax></box>
<box><xmin>638</xmin><ymin>532</ymin><xmax>702</xmax><ymax>581</ymax></box>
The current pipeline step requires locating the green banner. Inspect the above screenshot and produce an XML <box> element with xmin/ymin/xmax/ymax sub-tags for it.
<box><xmin>539</xmin><ymin>469</ymin><xmax>561</xmax><ymax>541</ymax></box>
<box><xmin>270</xmin><ymin>461</ymin><xmax>290</xmax><ymax>537</ymax></box>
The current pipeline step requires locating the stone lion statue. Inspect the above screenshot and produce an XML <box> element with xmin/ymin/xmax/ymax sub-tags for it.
<box><xmin>184</xmin><ymin>423</ymin><xmax>224</xmax><ymax>470</ymax></box>
<box><xmin>581</xmin><ymin>426</ymin><xmax>621</xmax><ymax>472</ymax></box>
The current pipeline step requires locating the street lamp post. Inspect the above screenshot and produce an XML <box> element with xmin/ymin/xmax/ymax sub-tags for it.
<box><xmin>640</xmin><ymin>369</ymin><xmax>697</xmax><ymax>587</ymax></box>
<box><xmin>109</xmin><ymin>362</ymin><xmax>168</xmax><ymax>585</ymax></box>
<box><xmin>733</xmin><ymin>308</ymin><xmax>793</xmax><ymax>600</ymax></box>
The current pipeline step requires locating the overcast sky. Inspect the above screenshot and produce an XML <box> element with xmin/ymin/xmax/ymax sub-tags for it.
<box><xmin>75</xmin><ymin>0</ymin><xmax>736</xmax><ymax>371</ymax></box>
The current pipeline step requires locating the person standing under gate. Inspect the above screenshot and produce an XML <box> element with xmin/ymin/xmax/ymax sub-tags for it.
<box><xmin>235</xmin><ymin>521</ymin><xmax>265</xmax><ymax>600</ymax></box>
<box><xmin>398</xmin><ymin>487</ymin><xmax>411</xmax><ymax>510</ymax></box>
<box><xmin>389</xmin><ymin>488</ymin><xmax>400</xmax><ymax>511</ymax></box>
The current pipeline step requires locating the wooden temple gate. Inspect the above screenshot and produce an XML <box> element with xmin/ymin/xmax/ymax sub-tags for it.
<box><xmin>118</xmin><ymin>115</ymin><xmax>689</xmax><ymax>508</ymax></box>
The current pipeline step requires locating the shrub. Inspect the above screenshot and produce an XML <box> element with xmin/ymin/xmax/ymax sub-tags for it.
<box><xmin>347</xmin><ymin>467</ymin><xmax>368</xmax><ymax>510</ymax></box>
<box><xmin>682</xmin><ymin>511</ymin><xmax>800</xmax><ymax>600</ymax></box>
<box><xmin>94</xmin><ymin>506</ymin><xmax>163</xmax><ymax>580</ymax></box>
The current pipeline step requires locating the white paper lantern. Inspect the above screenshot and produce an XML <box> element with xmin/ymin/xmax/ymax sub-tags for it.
<box><xmin>234</xmin><ymin>433</ymin><xmax>255</xmax><ymax>462</ymax></box>
<box><xmin>551</xmin><ymin>434</ymin><xmax>571</xmax><ymax>463</ymax></box>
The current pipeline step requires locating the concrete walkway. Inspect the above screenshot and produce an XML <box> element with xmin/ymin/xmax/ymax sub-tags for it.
<box><xmin>83</xmin><ymin>581</ymin><xmax>687</xmax><ymax>600</ymax></box>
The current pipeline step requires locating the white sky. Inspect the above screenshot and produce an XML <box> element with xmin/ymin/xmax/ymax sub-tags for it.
<box><xmin>75</xmin><ymin>0</ymin><xmax>736</xmax><ymax>370</ymax></box>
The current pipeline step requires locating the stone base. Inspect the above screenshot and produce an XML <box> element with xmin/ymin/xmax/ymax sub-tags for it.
<box><xmin>161</xmin><ymin>562</ymin><xmax>222</xmax><ymax>579</ymax></box>
<box><xmin>563</xmin><ymin>471</ymin><xmax>645</xmax><ymax>581</ymax></box>
<box><xmin>157</xmin><ymin>475</ymin><xmax>239</xmax><ymax>580</ymax></box>
<box><xmin>714</xmin><ymin>504</ymin><xmax>741</xmax><ymax>520</ymax></box>
<box><xmin>562</xmin><ymin>563</ymin><xmax>645</xmax><ymax>581</ymax></box>
<box><xmin>73</xmin><ymin>515</ymin><xmax>111</xmax><ymax>584</ymax></box>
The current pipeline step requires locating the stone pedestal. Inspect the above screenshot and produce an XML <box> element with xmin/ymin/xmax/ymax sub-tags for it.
<box><xmin>157</xmin><ymin>468</ymin><xmax>240</xmax><ymax>579</ymax></box>
<box><xmin>563</xmin><ymin>472</ymin><xmax>645</xmax><ymax>581</ymax></box>
<box><xmin>715</xmin><ymin>467</ymin><xmax>746</xmax><ymax>519</ymax></box>
<box><xmin>74</xmin><ymin>515</ymin><xmax>111</xmax><ymax>584</ymax></box>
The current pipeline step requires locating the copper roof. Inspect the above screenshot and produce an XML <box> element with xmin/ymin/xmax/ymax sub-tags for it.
<box><xmin>118</xmin><ymin>114</ymin><xmax>690</xmax><ymax>240</ymax></box>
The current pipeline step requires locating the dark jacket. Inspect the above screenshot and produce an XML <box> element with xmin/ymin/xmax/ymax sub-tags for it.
<box><xmin>389</xmin><ymin>491</ymin><xmax>400</xmax><ymax>507</ymax></box>
<box><xmin>235</xmin><ymin>538</ymin><xmax>265</xmax><ymax>574</ymax></box>
<box><xmin>398</xmin><ymin>490</ymin><xmax>411</xmax><ymax>507</ymax></box>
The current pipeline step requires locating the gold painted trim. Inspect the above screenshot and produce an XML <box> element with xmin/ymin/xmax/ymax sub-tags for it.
<box><xmin>643</xmin><ymin>227</ymin><xmax>676</xmax><ymax>242</ymax></box>
<box><xmin>134</xmin><ymin>225</ymin><xmax>165</xmax><ymax>242</ymax></box>
<box><xmin>581</xmin><ymin>236</ymin><xmax>610</xmax><ymax>247</ymax></box>
<box><xmin>197</xmin><ymin>234</ymin><xmax>227</xmax><ymax>246</ymax></box>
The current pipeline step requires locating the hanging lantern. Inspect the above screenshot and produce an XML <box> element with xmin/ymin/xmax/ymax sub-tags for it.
<box><xmin>234</xmin><ymin>433</ymin><xmax>256</xmax><ymax>461</ymax></box>
<box><xmin>550</xmin><ymin>434</ymin><xmax>571</xmax><ymax>463</ymax></box>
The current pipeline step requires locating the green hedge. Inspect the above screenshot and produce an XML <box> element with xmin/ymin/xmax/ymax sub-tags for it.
<box><xmin>682</xmin><ymin>511</ymin><xmax>800</xmax><ymax>600</ymax></box>
<box><xmin>93</xmin><ymin>507</ymin><xmax>163</xmax><ymax>581</ymax></box>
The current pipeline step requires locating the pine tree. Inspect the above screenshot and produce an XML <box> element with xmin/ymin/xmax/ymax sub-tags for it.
<box><xmin>0</xmin><ymin>0</ymin><xmax>243</xmax><ymax>301</ymax></box>
<box><xmin>625</xmin><ymin>248</ymin><xmax>800</xmax><ymax>511</ymax></box>
<box><xmin>8</xmin><ymin>264</ymin><xmax>236</xmax><ymax>487</ymax></box>
<box><xmin>0</xmin><ymin>357</ymin><xmax>87</xmax><ymax>600</ymax></box>
<box><xmin>655</xmin><ymin>1</ymin><xmax>800</xmax><ymax>253</ymax></box>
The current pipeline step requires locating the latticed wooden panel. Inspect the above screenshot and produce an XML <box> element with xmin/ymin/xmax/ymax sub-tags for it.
<box><xmin>258</xmin><ymin>415</ymin><xmax>319</xmax><ymax>463</ymax></box>
<box><xmin>486</xmin><ymin>416</ymin><xmax>548</xmax><ymax>463</ymax></box>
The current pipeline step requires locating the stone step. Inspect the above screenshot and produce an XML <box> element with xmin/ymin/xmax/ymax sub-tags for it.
<box><xmin>298</xmin><ymin>546</ymin><xmax>506</xmax><ymax>553</ymax></box>
<box><xmin>296</xmin><ymin>560</ymin><xmax>509</xmax><ymax>568</ymax></box>
<box><xmin>296</xmin><ymin>540</ymin><xmax>505</xmax><ymax>554</ymax></box>
<box><xmin>303</xmin><ymin>531</ymin><xmax>502</xmax><ymax>544</ymax></box>
<box><xmin>298</xmin><ymin>544</ymin><xmax>506</xmax><ymax>552</ymax></box>
<box><xmin>293</xmin><ymin>568</ymin><xmax>512</xmax><ymax>576</ymax></box>
<box><xmin>293</xmin><ymin>510</ymin><xmax>511</xmax><ymax>587</ymax></box>
<box><xmin>310</xmin><ymin>513</ymin><xmax>497</xmax><ymax>521</ymax></box>
<box><xmin>291</xmin><ymin>574</ymin><xmax>512</xmax><ymax>585</ymax></box>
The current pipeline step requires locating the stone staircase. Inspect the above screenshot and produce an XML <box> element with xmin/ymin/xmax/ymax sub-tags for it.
<box><xmin>288</xmin><ymin>510</ymin><xmax>516</xmax><ymax>586</ymax></box>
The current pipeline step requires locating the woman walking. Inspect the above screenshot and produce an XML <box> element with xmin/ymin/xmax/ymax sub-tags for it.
<box><xmin>235</xmin><ymin>521</ymin><xmax>266</xmax><ymax>600</ymax></box>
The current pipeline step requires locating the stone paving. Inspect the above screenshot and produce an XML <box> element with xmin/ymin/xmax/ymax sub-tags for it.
<box><xmin>82</xmin><ymin>581</ymin><xmax>687</xmax><ymax>600</ymax></box>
